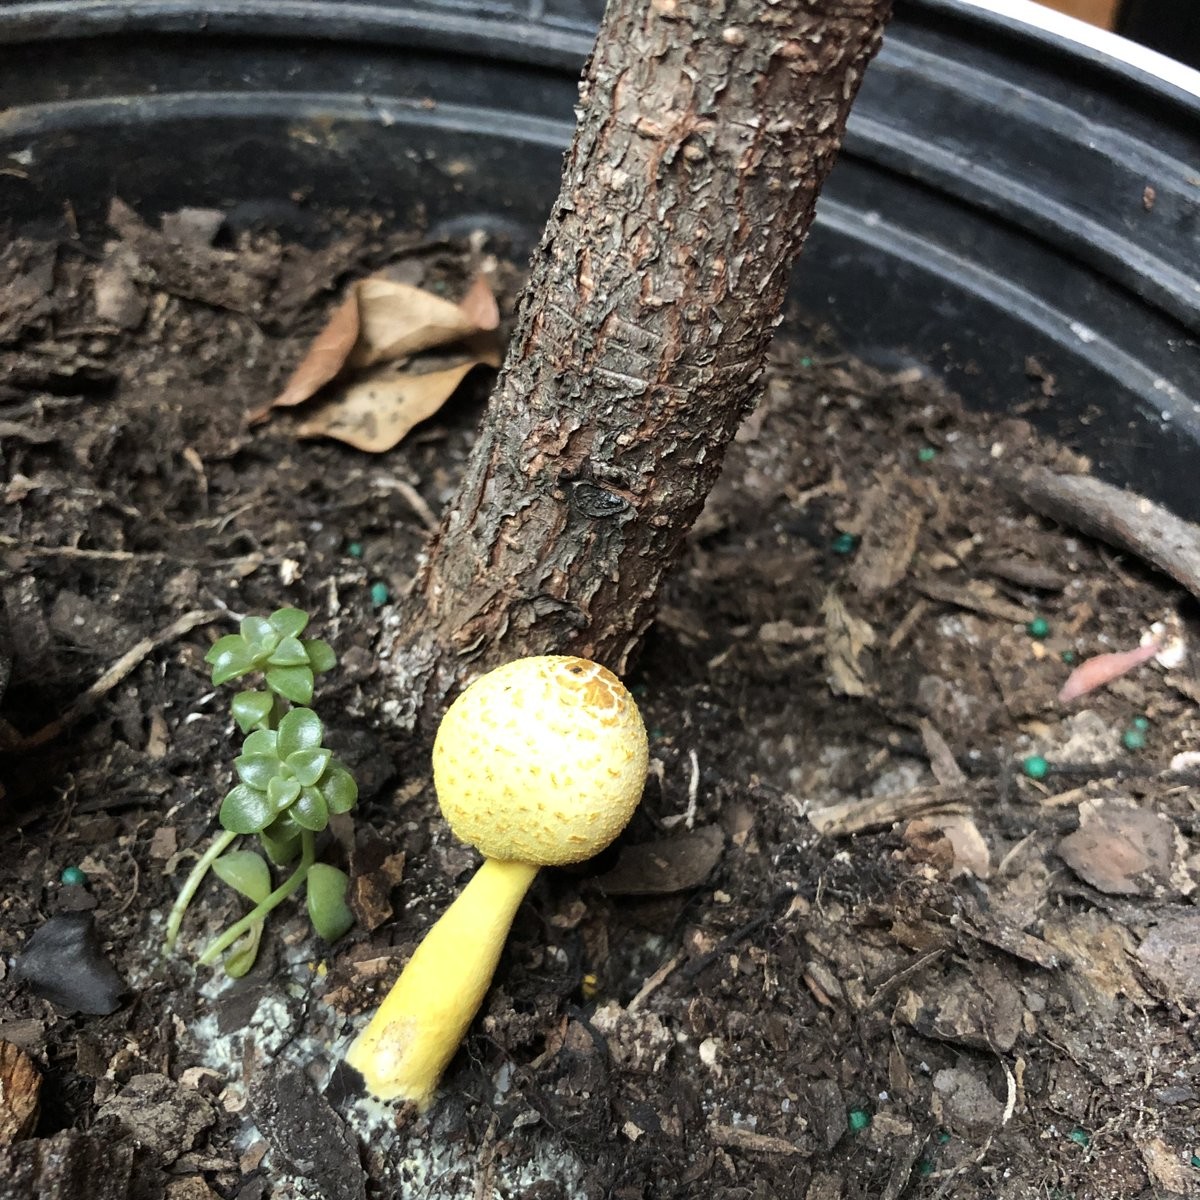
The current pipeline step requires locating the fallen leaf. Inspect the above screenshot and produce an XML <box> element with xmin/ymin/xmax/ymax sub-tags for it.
<box><xmin>296</xmin><ymin>351</ymin><xmax>498</xmax><ymax>452</ymax></box>
<box><xmin>821</xmin><ymin>591</ymin><xmax>876</xmax><ymax>697</ymax></box>
<box><xmin>454</xmin><ymin>274</ymin><xmax>501</xmax><ymax>337</ymax></box>
<box><xmin>261</xmin><ymin>292</ymin><xmax>360</xmax><ymax>415</ymax></box>
<box><xmin>254</xmin><ymin>274</ymin><xmax>499</xmax><ymax>422</ymax></box>
<box><xmin>350</xmin><ymin>276</ymin><xmax>496</xmax><ymax>368</ymax></box>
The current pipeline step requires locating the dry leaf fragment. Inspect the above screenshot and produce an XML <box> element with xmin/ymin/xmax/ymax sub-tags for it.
<box><xmin>349</xmin><ymin>276</ymin><xmax>496</xmax><ymax>368</ymax></box>
<box><xmin>296</xmin><ymin>352</ymin><xmax>498</xmax><ymax>452</ymax></box>
<box><xmin>821</xmin><ymin>591</ymin><xmax>876</xmax><ymax>697</ymax></box>
<box><xmin>261</xmin><ymin>292</ymin><xmax>360</xmax><ymax>416</ymax></box>
<box><xmin>254</xmin><ymin>274</ymin><xmax>499</xmax><ymax>422</ymax></box>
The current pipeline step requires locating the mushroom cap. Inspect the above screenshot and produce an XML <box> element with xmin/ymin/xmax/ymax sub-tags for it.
<box><xmin>433</xmin><ymin>655</ymin><xmax>648</xmax><ymax>866</ymax></box>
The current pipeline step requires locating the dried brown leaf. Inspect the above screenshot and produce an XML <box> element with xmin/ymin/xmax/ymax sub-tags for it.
<box><xmin>349</xmin><ymin>276</ymin><xmax>494</xmax><ymax>368</ymax></box>
<box><xmin>296</xmin><ymin>352</ymin><xmax>497</xmax><ymax>453</ymax></box>
<box><xmin>256</xmin><ymin>292</ymin><xmax>360</xmax><ymax>419</ymax></box>
<box><xmin>456</xmin><ymin>274</ymin><xmax>501</xmax><ymax>334</ymax></box>
<box><xmin>254</xmin><ymin>274</ymin><xmax>498</xmax><ymax>423</ymax></box>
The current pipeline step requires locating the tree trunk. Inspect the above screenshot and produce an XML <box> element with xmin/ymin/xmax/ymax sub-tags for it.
<box><xmin>383</xmin><ymin>0</ymin><xmax>892</xmax><ymax>723</ymax></box>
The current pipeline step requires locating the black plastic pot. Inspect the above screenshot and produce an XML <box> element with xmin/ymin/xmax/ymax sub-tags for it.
<box><xmin>2</xmin><ymin>0</ymin><xmax>1197</xmax><ymax>513</ymax></box>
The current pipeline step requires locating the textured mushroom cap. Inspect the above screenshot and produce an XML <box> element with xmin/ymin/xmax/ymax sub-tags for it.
<box><xmin>433</xmin><ymin>656</ymin><xmax>648</xmax><ymax>866</ymax></box>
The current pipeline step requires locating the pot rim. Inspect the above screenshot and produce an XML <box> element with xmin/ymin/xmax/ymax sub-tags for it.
<box><xmin>949</xmin><ymin>0</ymin><xmax>1200</xmax><ymax>100</ymax></box>
<box><xmin>3</xmin><ymin>0</ymin><xmax>1199</xmax><ymax>108</ymax></box>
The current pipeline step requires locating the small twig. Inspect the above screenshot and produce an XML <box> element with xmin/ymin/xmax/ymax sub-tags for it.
<box><xmin>1008</xmin><ymin>465</ymin><xmax>1200</xmax><ymax>603</ymax></box>
<box><xmin>2</xmin><ymin>608</ymin><xmax>224</xmax><ymax>752</ymax></box>
<box><xmin>627</xmin><ymin>952</ymin><xmax>683</xmax><ymax>1012</ymax></box>
<box><xmin>679</xmin><ymin>890</ymin><xmax>795</xmax><ymax>982</ymax></box>
<box><xmin>373</xmin><ymin>476</ymin><xmax>439</xmax><ymax>532</ymax></box>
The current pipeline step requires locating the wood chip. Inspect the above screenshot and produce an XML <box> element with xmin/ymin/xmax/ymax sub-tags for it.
<box><xmin>848</xmin><ymin>473</ymin><xmax>925</xmax><ymax>598</ymax></box>
<box><xmin>821</xmin><ymin>591</ymin><xmax>876</xmax><ymax>697</ymax></box>
<box><xmin>915</xmin><ymin>579</ymin><xmax>1036</xmax><ymax>624</ymax></box>
<box><xmin>809</xmin><ymin>787</ymin><xmax>965</xmax><ymax>837</ymax></box>
<box><xmin>0</xmin><ymin>1041</ymin><xmax>40</xmax><ymax>1145</ymax></box>
<box><xmin>708</xmin><ymin>1123</ymin><xmax>804</xmax><ymax>1154</ymax></box>
<box><xmin>919</xmin><ymin>719</ymin><xmax>967</xmax><ymax>787</ymax></box>
<box><xmin>1057</xmin><ymin>797</ymin><xmax>1187</xmax><ymax>898</ymax></box>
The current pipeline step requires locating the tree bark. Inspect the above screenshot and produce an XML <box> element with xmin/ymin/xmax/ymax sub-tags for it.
<box><xmin>383</xmin><ymin>0</ymin><xmax>892</xmax><ymax>723</ymax></box>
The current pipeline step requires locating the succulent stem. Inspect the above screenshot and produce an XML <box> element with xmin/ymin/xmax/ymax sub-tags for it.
<box><xmin>163</xmin><ymin>828</ymin><xmax>238</xmax><ymax>952</ymax></box>
<box><xmin>197</xmin><ymin>831</ymin><xmax>316</xmax><ymax>965</ymax></box>
<box><xmin>345</xmin><ymin>857</ymin><xmax>540</xmax><ymax>1107</ymax></box>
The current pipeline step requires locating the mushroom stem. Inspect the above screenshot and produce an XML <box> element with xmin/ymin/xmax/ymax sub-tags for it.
<box><xmin>345</xmin><ymin>856</ymin><xmax>540</xmax><ymax>1106</ymax></box>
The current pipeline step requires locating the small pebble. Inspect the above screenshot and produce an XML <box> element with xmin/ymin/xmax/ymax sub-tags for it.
<box><xmin>369</xmin><ymin>582</ymin><xmax>390</xmax><ymax>607</ymax></box>
<box><xmin>1068</xmin><ymin>1127</ymin><xmax>1090</xmax><ymax>1147</ymax></box>
<box><xmin>346</xmin><ymin>541</ymin><xmax>364</xmax><ymax>559</ymax></box>
<box><xmin>831</xmin><ymin>532</ymin><xmax>858</xmax><ymax>556</ymax></box>
<box><xmin>1022</xmin><ymin>755</ymin><xmax>1049</xmax><ymax>781</ymax></box>
<box><xmin>60</xmin><ymin>866</ymin><xmax>87</xmax><ymax>886</ymax></box>
<box><xmin>917</xmin><ymin>446</ymin><xmax>937</xmax><ymax>463</ymax></box>
<box><xmin>847</xmin><ymin>1108</ymin><xmax>871</xmax><ymax>1133</ymax></box>
<box><xmin>1027</xmin><ymin>617</ymin><xmax>1050</xmax><ymax>639</ymax></box>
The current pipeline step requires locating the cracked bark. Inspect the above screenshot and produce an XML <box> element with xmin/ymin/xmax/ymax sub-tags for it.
<box><xmin>383</xmin><ymin>0</ymin><xmax>892</xmax><ymax>725</ymax></box>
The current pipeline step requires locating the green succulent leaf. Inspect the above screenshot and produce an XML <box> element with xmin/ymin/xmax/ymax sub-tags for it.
<box><xmin>220</xmin><ymin>783</ymin><xmax>275</xmax><ymax>835</ymax></box>
<box><xmin>277</xmin><ymin>708</ymin><xmax>323</xmax><ymax>759</ymax></box>
<box><xmin>291</xmin><ymin>785</ymin><xmax>330</xmax><ymax>831</ymax></box>
<box><xmin>267</xmin><ymin>635</ymin><xmax>310</xmax><ymax>668</ymax></box>
<box><xmin>223</xmin><ymin>923</ymin><xmax>264</xmax><ymax>978</ymax></box>
<box><xmin>240</xmin><ymin>615</ymin><xmax>275</xmax><ymax>645</ymax></box>
<box><xmin>287</xmin><ymin>747</ymin><xmax>332</xmax><ymax>788</ymax></box>
<box><xmin>321</xmin><ymin>765</ymin><xmax>359</xmax><ymax>815</ymax></box>
<box><xmin>267</xmin><ymin>774</ymin><xmax>302</xmax><ymax>810</ymax></box>
<box><xmin>231</xmin><ymin>690</ymin><xmax>275</xmax><ymax>734</ymax></box>
<box><xmin>260</xmin><ymin>813</ymin><xmax>303</xmax><ymax>865</ymax></box>
<box><xmin>306</xmin><ymin>863</ymin><xmax>354</xmax><ymax>942</ymax></box>
<box><xmin>266</xmin><ymin>665</ymin><xmax>314</xmax><ymax>705</ymax></box>
<box><xmin>206</xmin><ymin>634</ymin><xmax>256</xmax><ymax>685</ymax></box>
<box><xmin>303</xmin><ymin>639</ymin><xmax>337</xmax><ymax>674</ymax></box>
<box><xmin>234</xmin><ymin>752</ymin><xmax>281</xmax><ymax>791</ymax></box>
<box><xmin>242</xmin><ymin>727</ymin><xmax>279</xmax><ymax>757</ymax></box>
<box><xmin>212</xmin><ymin>850</ymin><xmax>272</xmax><ymax>904</ymax></box>
<box><xmin>269</xmin><ymin>608</ymin><xmax>310</xmax><ymax>639</ymax></box>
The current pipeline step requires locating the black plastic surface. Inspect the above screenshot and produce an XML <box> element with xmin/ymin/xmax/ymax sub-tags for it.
<box><xmin>1</xmin><ymin>0</ymin><xmax>1197</xmax><ymax>514</ymax></box>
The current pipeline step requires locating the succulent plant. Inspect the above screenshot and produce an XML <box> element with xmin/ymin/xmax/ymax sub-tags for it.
<box><xmin>165</xmin><ymin>608</ymin><xmax>358</xmax><ymax>977</ymax></box>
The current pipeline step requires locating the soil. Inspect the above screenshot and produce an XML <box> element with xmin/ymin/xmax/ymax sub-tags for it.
<box><xmin>2</xmin><ymin>209</ymin><xmax>1199</xmax><ymax>1200</ymax></box>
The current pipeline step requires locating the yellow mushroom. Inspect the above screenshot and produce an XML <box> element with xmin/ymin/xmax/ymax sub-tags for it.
<box><xmin>345</xmin><ymin>655</ymin><xmax>648</xmax><ymax>1107</ymax></box>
